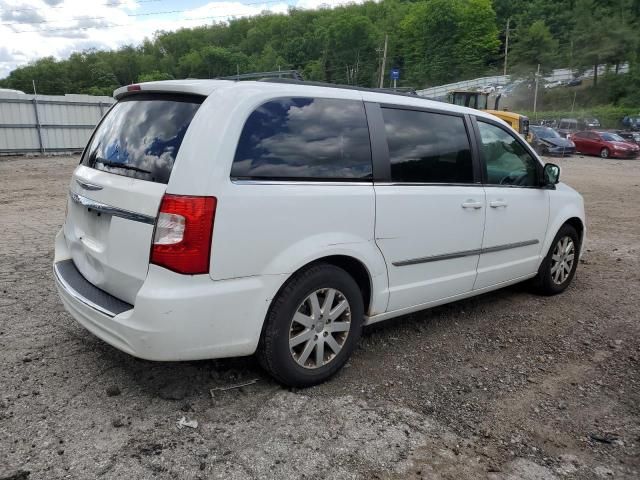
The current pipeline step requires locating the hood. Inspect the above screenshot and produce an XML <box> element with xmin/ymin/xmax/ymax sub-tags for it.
<box><xmin>609</xmin><ymin>141</ymin><xmax>638</xmax><ymax>150</ymax></box>
<box><xmin>540</xmin><ymin>137</ymin><xmax>574</xmax><ymax>147</ymax></box>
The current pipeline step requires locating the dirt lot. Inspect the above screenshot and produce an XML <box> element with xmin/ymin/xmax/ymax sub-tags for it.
<box><xmin>0</xmin><ymin>154</ymin><xmax>638</xmax><ymax>480</ymax></box>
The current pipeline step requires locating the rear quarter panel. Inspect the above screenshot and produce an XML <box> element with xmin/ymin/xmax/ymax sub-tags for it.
<box><xmin>166</xmin><ymin>84</ymin><xmax>389</xmax><ymax>316</ymax></box>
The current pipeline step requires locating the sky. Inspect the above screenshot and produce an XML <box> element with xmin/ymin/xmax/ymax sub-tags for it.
<box><xmin>0</xmin><ymin>0</ymin><xmax>363</xmax><ymax>78</ymax></box>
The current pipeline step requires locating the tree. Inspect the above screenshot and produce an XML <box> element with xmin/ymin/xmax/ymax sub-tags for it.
<box><xmin>400</xmin><ymin>0</ymin><xmax>499</xmax><ymax>86</ymax></box>
<box><xmin>2</xmin><ymin>0</ymin><xmax>637</xmax><ymax>99</ymax></box>
<box><xmin>511</xmin><ymin>20</ymin><xmax>559</xmax><ymax>72</ymax></box>
<box><xmin>137</xmin><ymin>71</ymin><xmax>174</xmax><ymax>82</ymax></box>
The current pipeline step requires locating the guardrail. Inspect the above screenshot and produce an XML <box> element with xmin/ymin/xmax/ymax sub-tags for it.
<box><xmin>0</xmin><ymin>93</ymin><xmax>114</xmax><ymax>155</ymax></box>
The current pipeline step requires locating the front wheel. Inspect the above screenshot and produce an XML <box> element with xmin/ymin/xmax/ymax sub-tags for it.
<box><xmin>600</xmin><ymin>147</ymin><xmax>610</xmax><ymax>158</ymax></box>
<box><xmin>534</xmin><ymin>224</ymin><xmax>580</xmax><ymax>295</ymax></box>
<box><xmin>257</xmin><ymin>264</ymin><xmax>364</xmax><ymax>387</ymax></box>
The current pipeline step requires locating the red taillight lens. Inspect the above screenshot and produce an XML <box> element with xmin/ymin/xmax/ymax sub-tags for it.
<box><xmin>127</xmin><ymin>84</ymin><xmax>141</xmax><ymax>92</ymax></box>
<box><xmin>150</xmin><ymin>194</ymin><xmax>217</xmax><ymax>275</ymax></box>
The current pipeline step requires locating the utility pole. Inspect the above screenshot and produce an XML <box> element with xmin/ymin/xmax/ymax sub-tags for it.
<box><xmin>379</xmin><ymin>34</ymin><xmax>388</xmax><ymax>89</ymax></box>
<box><xmin>503</xmin><ymin>18</ymin><xmax>510</xmax><ymax>76</ymax></box>
<box><xmin>533</xmin><ymin>63</ymin><xmax>541</xmax><ymax>119</ymax></box>
<box><xmin>32</xmin><ymin>79</ymin><xmax>45</xmax><ymax>155</ymax></box>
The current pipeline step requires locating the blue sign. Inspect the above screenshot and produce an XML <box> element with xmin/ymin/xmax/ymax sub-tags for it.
<box><xmin>390</xmin><ymin>68</ymin><xmax>400</xmax><ymax>80</ymax></box>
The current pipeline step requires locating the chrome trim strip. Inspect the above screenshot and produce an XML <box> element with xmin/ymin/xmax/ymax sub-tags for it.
<box><xmin>393</xmin><ymin>249</ymin><xmax>482</xmax><ymax>267</ymax></box>
<box><xmin>76</xmin><ymin>179</ymin><xmax>103</xmax><ymax>191</ymax></box>
<box><xmin>392</xmin><ymin>239</ymin><xmax>539</xmax><ymax>267</ymax></box>
<box><xmin>69</xmin><ymin>192</ymin><xmax>155</xmax><ymax>225</ymax></box>
<box><xmin>53</xmin><ymin>263</ymin><xmax>116</xmax><ymax>318</ymax></box>
<box><xmin>374</xmin><ymin>182</ymin><xmax>481</xmax><ymax>187</ymax></box>
<box><xmin>231</xmin><ymin>179</ymin><xmax>373</xmax><ymax>186</ymax></box>
<box><xmin>480</xmin><ymin>239</ymin><xmax>539</xmax><ymax>254</ymax></box>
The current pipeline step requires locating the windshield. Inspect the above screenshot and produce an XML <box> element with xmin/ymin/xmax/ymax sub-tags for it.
<box><xmin>533</xmin><ymin>127</ymin><xmax>561</xmax><ymax>139</ymax></box>
<box><xmin>560</xmin><ymin>120</ymin><xmax>577</xmax><ymax>128</ymax></box>
<box><xmin>81</xmin><ymin>94</ymin><xmax>203</xmax><ymax>184</ymax></box>
<box><xmin>452</xmin><ymin>92</ymin><xmax>487</xmax><ymax>110</ymax></box>
<box><xmin>601</xmin><ymin>133</ymin><xmax>625</xmax><ymax>142</ymax></box>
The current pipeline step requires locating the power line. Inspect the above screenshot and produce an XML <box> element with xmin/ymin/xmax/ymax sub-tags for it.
<box><xmin>0</xmin><ymin>0</ymin><xmax>164</xmax><ymax>13</ymax></box>
<box><xmin>5</xmin><ymin>1</ymin><xmax>293</xmax><ymax>33</ymax></box>
<box><xmin>1</xmin><ymin>0</ymin><xmax>290</xmax><ymax>26</ymax></box>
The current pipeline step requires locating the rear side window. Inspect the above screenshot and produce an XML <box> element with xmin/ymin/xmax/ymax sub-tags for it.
<box><xmin>381</xmin><ymin>108</ymin><xmax>473</xmax><ymax>183</ymax></box>
<box><xmin>231</xmin><ymin>97</ymin><xmax>372</xmax><ymax>181</ymax></box>
<box><xmin>82</xmin><ymin>94</ymin><xmax>203</xmax><ymax>184</ymax></box>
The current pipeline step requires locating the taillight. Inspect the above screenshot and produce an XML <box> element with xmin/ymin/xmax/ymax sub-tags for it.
<box><xmin>150</xmin><ymin>194</ymin><xmax>216</xmax><ymax>275</ymax></box>
<box><xmin>127</xmin><ymin>84</ymin><xmax>141</xmax><ymax>92</ymax></box>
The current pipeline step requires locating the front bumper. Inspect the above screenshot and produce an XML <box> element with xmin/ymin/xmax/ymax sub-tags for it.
<box><xmin>611</xmin><ymin>150</ymin><xmax>639</xmax><ymax>159</ymax></box>
<box><xmin>546</xmin><ymin>146</ymin><xmax>575</xmax><ymax>156</ymax></box>
<box><xmin>54</xmin><ymin>229</ymin><xmax>285</xmax><ymax>361</ymax></box>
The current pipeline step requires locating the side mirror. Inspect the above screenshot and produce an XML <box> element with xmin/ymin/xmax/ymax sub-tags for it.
<box><xmin>543</xmin><ymin>163</ymin><xmax>560</xmax><ymax>187</ymax></box>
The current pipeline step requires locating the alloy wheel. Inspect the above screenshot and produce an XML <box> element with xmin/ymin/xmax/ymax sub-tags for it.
<box><xmin>550</xmin><ymin>236</ymin><xmax>575</xmax><ymax>285</ymax></box>
<box><xmin>289</xmin><ymin>288</ymin><xmax>351</xmax><ymax>369</ymax></box>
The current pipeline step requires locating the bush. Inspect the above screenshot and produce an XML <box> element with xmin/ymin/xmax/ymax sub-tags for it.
<box><xmin>521</xmin><ymin>105</ymin><xmax>640</xmax><ymax>129</ymax></box>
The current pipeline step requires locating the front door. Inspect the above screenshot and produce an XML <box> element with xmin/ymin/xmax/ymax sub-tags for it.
<box><xmin>372</xmin><ymin>106</ymin><xmax>486</xmax><ymax>312</ymax></box>
<box><xmin>473</xmin><ymin>119</ymin><xmax>550</xmax><ymax>289</ymax></box>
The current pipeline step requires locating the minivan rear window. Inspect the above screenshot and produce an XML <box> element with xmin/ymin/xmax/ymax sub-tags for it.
<box><xmin>231</xmin><ymin>97</ymin><xmax>372</xmax><ymax>181</ymax></box>
<box><xmin>81</xmin><ymin>94</ymin><xmax>203</xmax><ymax>184</ymax></box>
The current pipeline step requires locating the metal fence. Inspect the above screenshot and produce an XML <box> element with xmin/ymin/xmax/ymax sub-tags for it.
<box><xmin>0</xmin><ymin>92</ymin><xmax>114</xmax><ymax>155</ymax></box>
<box><xmin>416</xmin><ymin>75</ymin><xmax>510</xmax><ymax>99</ymax></box>
<box><xmin>416</xmin><ymin>63</ymin><xmax>630</xmax><ymax>100</ymax></box>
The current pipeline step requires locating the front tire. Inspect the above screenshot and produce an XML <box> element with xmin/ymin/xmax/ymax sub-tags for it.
<box><xmin>257</xmin><ymin>264</ymin><xmax>364</xmax><ymax>387</ymax></box>
<box><xmin>600</xmin><ymin>147</ymin><xmax>610</xmax><ymax>158</ymax></box>
<box><xmin>534</xmin><ymin>224</ymin><xmax>580</xmax><ymax>295</ymax></box>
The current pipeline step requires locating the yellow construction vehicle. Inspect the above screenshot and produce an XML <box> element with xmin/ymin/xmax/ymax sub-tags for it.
<box><xmin>447</xmin><ymin>90</ymin><xmax>530</xmax><ymax>139</ymax></box>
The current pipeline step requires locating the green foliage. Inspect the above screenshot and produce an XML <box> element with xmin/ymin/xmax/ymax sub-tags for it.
<box><xmin>510</xmin><ymin>20</ymin><xmax>558</xmax><ymax>72</ymax></box>
<box><xmin>137</xmin><ymin>71</ymin><xmax>174</xmax><ymax>82</ymax></box>
<box><xmin>0</xmin><ymin>0</ymin><xmax>501</xmax><ymax>93</ymax></box>
<box><xmin>522</xmin><ymin>105</ymin><xmax>639</xmax><ymax>129</ymax></box>
<box><xmin>400</xmin><ymin>0</ymin><xmax>500</xmax><ymax>86</ymax></box>
<box><xmin>0</xmin><ymin>0</ymin><xmax>638</xmax><ymax>110</ymax></box>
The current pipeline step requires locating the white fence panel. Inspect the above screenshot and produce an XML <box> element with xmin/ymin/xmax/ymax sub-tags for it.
<box><xmin>0</xmin><ymin>92</ymin><xmax>114</xmax><ymax>155</ymax></box>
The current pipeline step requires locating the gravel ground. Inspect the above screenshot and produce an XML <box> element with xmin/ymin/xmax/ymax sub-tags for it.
<box><xmin>0</xmin><ymin>154</ymin><xmax>638</xmax><ymax>480</ymax></box>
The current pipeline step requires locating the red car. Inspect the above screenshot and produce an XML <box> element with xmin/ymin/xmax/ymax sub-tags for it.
<box><xmin>570</xmin><ymin>130</ymin><xmax>640</xmax><ymax>158</ymax></box>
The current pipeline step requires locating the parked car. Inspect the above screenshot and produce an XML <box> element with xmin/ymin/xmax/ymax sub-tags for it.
<box><xmin>572</xmin><ymin>130</ymin><xmax>640</xmax><ymax>158</ymax></box>
<box><xmin>622</xmin><ymin>115</ymin><xmax>640</xmax><ymax>131</ymax></box>
<box><xmin>545</xmin><ymin>80</ymin><xmax>565</xmax><ymax>89</ymax></box>
<box><xmin>530</xmin><ymin>125</ymin><xmax>576</xmax><ymax>156</ymax></box>
<box><xmin>538</xmin><ymin>119</ymin><xmax>558</xmax><ymax>128</ymax></box>
<box><xmin>53</xmin><ymin>79</ymin><xmax>586</xmax><ymax>387</ymax></box>
<box><xmin>616</xmin><ymin>130</ymin><xmax>640</xmax><ymax>146</ymax></box>
<box><xmin>579</xmin><ymin>117</ymin><xmax>601</xmax><ymax>129</ymax></box>
<box><xmin>557</xmin><ymin>118</ymin><xmax>579</xmax><ymax>138</ymax></box>
<box><xmin>567</xmin><ymin>78</ymin><xmax>583</xmax><ymax>87</ymax></box>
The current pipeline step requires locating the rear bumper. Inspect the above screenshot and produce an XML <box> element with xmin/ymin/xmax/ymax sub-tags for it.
<box><xmin>54</xmin><ymin>229</ymin><xmax>285</xmax><ymax>361</ymax></box>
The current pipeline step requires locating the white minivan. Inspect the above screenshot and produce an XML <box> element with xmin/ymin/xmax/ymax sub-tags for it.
<box><xmin>54</xmin><ymin>79</ymin><xmax>585</xmax><ymax>386</ymax></box>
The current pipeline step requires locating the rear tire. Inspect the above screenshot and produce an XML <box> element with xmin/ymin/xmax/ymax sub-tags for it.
<box><xmin>600</xmin><ymin>147</ymin><xmax>610</xmax><ymax>158</ymax></box>
<box><xmin>534</xmin><ymin>224</ymin><xmax>580</xmax><ymax>295</ymax></box>
<box><xmin>257</xmin><ymin>264</ymin><xmax>364</xmax><ymax>387</ymax></box>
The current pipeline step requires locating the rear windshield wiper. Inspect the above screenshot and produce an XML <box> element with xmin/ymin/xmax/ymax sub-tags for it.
<box><xmin>95</xmin><ymin>158</ymin><xmax>152</xmax><ymax>175</ymax></box>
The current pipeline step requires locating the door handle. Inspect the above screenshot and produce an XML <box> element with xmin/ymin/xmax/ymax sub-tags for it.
<box><xmin>490</xmin><ymin>200</ymin><xmax>508</xmax><ymax>208</ymax></box>
<box><xmin>461</xmin><ymin>200</ymin><xmax>483</xmax><ymax>209</ymax></box>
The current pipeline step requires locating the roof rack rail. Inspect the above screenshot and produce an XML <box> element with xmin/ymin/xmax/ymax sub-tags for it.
<box><xmin>257</xmin><ymin>78</ymin><xmax>425</xmax><ymax>99</ymax></box>
<box><xmin>218</xmin><ymin>70</ymin><xmax>304</xmax><ymax>81</ymax></box>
